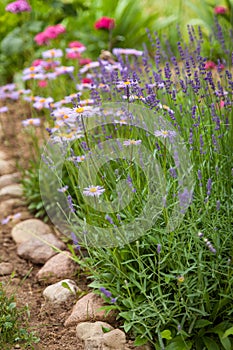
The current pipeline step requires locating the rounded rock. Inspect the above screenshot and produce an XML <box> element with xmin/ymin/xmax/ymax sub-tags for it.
<box><xmin>11</xmin><ymin>219</ymin><xmax>52</xmax><ymax>244</ymax></box>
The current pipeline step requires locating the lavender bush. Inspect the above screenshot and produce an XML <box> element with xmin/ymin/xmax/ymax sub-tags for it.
<box><xmin>0</xmin><ymin>16</ymin><xmax>233</xmax><ymax>349</ymax></box>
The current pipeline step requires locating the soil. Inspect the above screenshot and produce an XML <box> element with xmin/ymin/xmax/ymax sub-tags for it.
<box><xmin>0</xmin><ymin>101</ymin><xmax>85</xmax><ymax>350</ymax></box>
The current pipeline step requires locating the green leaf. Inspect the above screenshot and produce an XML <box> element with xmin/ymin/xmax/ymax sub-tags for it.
<box><xmin>166</xmin><ymin>336</ymin><xmax>192</xmax><ymax>350</ymax></box>
<box><xmin>223</xmin><ymin>326</ymin><xmax>233</xmax><ymax>338</ymax></box>
<box><xmin>161</xmin><ymin>329</ymin><xmax>172</xmax><ymax>340</ymax></box>
<box><xmin>61</xmin><ymin>281</ymin><xmax>74</xmax><ymax>294</ymax></box>
<box><xmin>220</xmin><ymin>336</ymin><xmax>232</xmax><ymax>350</ymax></box>
<box><xmin>134</xmin><ymin>336</ymin><xmax>149</xmax><ymax>346</ymax></box>
<box><xmin>1</xmin><ymin>35</ymin><xmax>24</xmax><ymax>55</ymax></box>
<box><xmin>203</xmin><ymin>336</ymin><xmax>220</xmax><ymax>350</ymax></box>
<box><xmin>194</xmin><ymin>320</ymin><xmax>213</xmax><ymax>328</ymax></box>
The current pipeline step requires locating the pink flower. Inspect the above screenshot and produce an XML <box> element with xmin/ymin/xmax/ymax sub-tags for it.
<box><xmin>5</xmin><ymin>0</ymin><xmax>31</xmax><ymax>13</ymax></box>
<box><xmin>82</xmin><ymin>78</ymin><xmax>93</xmax><ymax>84</ymax></box>
<box><xmin>34</xmin><ymin>24</ymin><xmax>66</xmax><ymax>46</ymax></box>
<box><xmin>68</xmin><ymin>41</ymin><xmax>84</xmax><ymax>48</ymax></box>
<box><xmin>79</xmin><ymin>58</ymin><xmax>92</xmax><ymax>66</ymax></box>
<box><xmin>66</xmin><ymin>51</ymin><xmax>81</xmax><ymax>59</ymax></box>
<box><xmin>204</xmin><ymin>61</ymin><xmax>216</xmax><ymax>70</ymax></box>
<box><xmin>44</xmin><ymin>24</ymin><xmax>66</xmax><ymax>39</ymax></box>
<box><xmin>94</xmin><ymin>17</ymin><xmax>115</xmax><ymax>30</ymax></box>
<box><xmin>214</xmin><ymin>6</ymin><xmax>228</xmax><ymax>15</ymax></box>
<box><xmin>32</xmin><ymin>59</ymin><xmax>44</xmax><ymax>66</ymax></box>
<box><xmin>38</xmin><ymin>80</ymin><xmax>48</xmax><ymax>88</ymax></box>
<box><xmin>34</xmin><ymin>32</ymin><xmax>49</xmax><ymax>46</ymax></box>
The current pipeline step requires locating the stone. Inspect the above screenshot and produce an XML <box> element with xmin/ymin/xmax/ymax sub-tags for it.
<box><xmin>0</xmin><ymin>184</ymin><xmax>23</xmax><ymax>198</ymax></box>
<box><xmin>76</xmin><ymin>322</ymin><xmax>113</xmax><ymax>341</ymax></box>
<box><xmin>0</xmin><ymin>150</ymin><xmax>8</xmax><ymax>160</ymax></box>
<box><xmin>65</xmin><ymin>292</ymin><xmax>115</xmax><ymax>327</ymax></box>
<box><xmin>36</xmin><ymin>251</ymin><xmax>78</xmax><ymax>284</ymax></box>
<box><xmin>11</xmin><ymin>219</ymin><xmax>51</xmax><ymax>244</ymax></box>
<box><xmin>103</xmin><ymin>329</ymin><xmax>126</xmax><ymax>349</ymax></box>
<box><xmin>0</xmin><ymin>173</ymin><xmax>20</xmax><ymax>189</ymax></box>
<box><xmin>0</xmin><ymin>159</ymin><xmax>15</xmax><ymax>175</ymax></box>
<box><xmin>43</xmin><ymin>279</ymin><xmax>80</xmax><ymax>304</ymax></box>
<box><xmin>0</xmin><ymin>198</ymin><xmax>25</xmax><ymax>217</ymax></box>
<box><xmin>76</xmin><ymin>322</ymin><xmax>124</xmax><ymax>350</ymax></box>
<box><xmin>17</xmin><ymin>233</ymin><xmax>66</xmax><ymax>264</ymax></box>
<box><xmin>0</xmin><ymin>262</ymin><xmax>14</xmax><ymax>275</ymax></box>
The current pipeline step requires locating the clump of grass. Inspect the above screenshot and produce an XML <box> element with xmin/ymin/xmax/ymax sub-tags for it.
<box><xmin>0</xmin><ymin>280</ymin><xmax>40</xmax><ymax>350</ymax></box>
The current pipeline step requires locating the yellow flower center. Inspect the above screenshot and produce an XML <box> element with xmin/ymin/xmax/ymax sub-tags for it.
<box><xmin>29</xmin><ymin>67</ymin><xmax>35</xmax><ymax>71</ymax></box>
<box><xmin>162</xmin><ymin>130</ymin><xmax>169</xmax><ymax>135</ymax></box>
<box><xmin>89</xmin><ymin>187</ymin><xmax>97</xmax><ymax>192</ymax></box>
<box><xmin>75</xmin><ymin>107</ymin><xmax>84</xmax><ymax>113</ymax></box>
<box><xmin>124</xmin><ymin>81</ymin><xmax>131</xmax><ymax>85</ymax></box>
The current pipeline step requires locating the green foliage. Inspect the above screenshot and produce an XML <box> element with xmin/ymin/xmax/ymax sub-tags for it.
<box><xmin>0</xmin><ymin>281</ymin><xmax>39</xmax><ymax>349</ymax></box>
<box><xmin>21</xmin><ymin>159</ymin><xmax>48</xmax><ymax>221</ymax></box>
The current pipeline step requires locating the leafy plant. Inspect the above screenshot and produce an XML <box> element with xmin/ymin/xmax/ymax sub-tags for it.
<box><xmin>0</xmin><ymin>280</ymin><xmax>40</xmax><ymax>349</ymax></box>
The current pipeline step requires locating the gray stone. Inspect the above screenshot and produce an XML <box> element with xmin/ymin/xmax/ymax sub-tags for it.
<box><xmin>43</xmin><ymin>279</ymin><xmax>80</xmax><ymax>304</ymax></box>
<box><xmin>17</xmin><ymin>233</ymin><xmax>66</xmax><ymax>264</ymax></box>
<box><xmin>103</xmin><ymin>329</ymin><xmax>126</xmax><ymax>349</ymax></box>
<box><xmin>0</xmin><ymin>173</ymin><xmax>20</xmax><ymax>189</ymax></box>
<box><xmin>0</xmin><ymin>198</ymin><xmax>25</xmax><ymax>218</ymax></box>
<box><xmin>76</xmin><ymin>322</ymin><xmax>113</xmax><ymax>341</ymax></box>
<box><xmin>76</xmin><ymin>322</ymin><xmax>124</xmax><ymax>350</ymax></box>
<box><xmin>0</xmin><ymin>184</ymin><xmax>23</xmax><ymax>198</ymax></box>
<box><xmin>36</xmin><ymin>251</ymin><xmax>78</xmax><ymax>284</ymax></box>
<box><xmin>11</xmin><ymin>219</ymin><xmax>51</xmax><ymax>244</ymax></box>
<box><xmin>65</xmin><ymin>292</ymin><xmax>115</xmax><ymax>327</ymax></box>
<box><xmin>0</xmin><ymin>262</ymin><xmax>14</xmax><ymax>275</ymax></box>
<box><xmin>0</xmin><ymin>159</ymin><xmax>15</xmax><ymax>175</ymax></box>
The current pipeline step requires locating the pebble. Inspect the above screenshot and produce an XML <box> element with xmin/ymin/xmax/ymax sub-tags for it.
<box><xmin>0</xmin><ymin>184</ymin><xmax>23</xmax><ymax>198</ymax></box>
<box><xmin>65</xmin><ymin>292</ymin><xmax>115</xmax><ymax>327</ymax></box>
<box><xmin>0</xmin><ymin>172</ymin><xmax>20</xmax><ymax>189</ymax></box>
<box><xmin>11</xmin><ymin>218</ymin><xmax>52</xmax><ymax>244</ymax></box>
<box><xmin>36</xmin><ymin>251</ymin><xmax>78</xmax><ymax>284</ymax></box>
<box><xmin>0</xmin><ymin>198</ymin><xmax>25</xmax><ymax>217</ymax></box>
<box><xmin>76</xmin><ymin>321</ymin><xmax>113</xmax><ymax>340</ymax></box>
<box><xmin>17</xmin><ymin>233</ymin><xmax>66</xmax><ymax>264</ymax></box>
<box><xmin>0</xmin><ymin>150</ymin><xmax>8</xmax><ymax>160</ymax></box>
<box><xmin>0</xmin><ymin>262</ymin><xmax>14</xmax><ymax>275</ymax></box>
<box><xmin>0</xmin><ymin>159</ymin><xmax>15</xmax><ymax>175</ymax></box>
<box><xmin>43</xmin><ymin>279</ymin><xmax>80</xmax><ymax>304</ymax></box>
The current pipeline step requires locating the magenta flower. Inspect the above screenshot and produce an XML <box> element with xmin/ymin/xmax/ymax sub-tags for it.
<box><xmin>5</xmin><ymin>0</ymin><xmax>31</xmax><ymax>13</ymax></box>
<box><xmin>214</xmin><ymin>6</ymin><xmax>228</xmax><ymax>15</ymax></box>
<box><xmin>94</xmin><ymin>17</ymin><xmax>115</xmax><ymax>30</ymax></box>
<box><xmin>34</xmin><ymin>24</ymin><xmax>66</xmax><ymax>46</ymax></box>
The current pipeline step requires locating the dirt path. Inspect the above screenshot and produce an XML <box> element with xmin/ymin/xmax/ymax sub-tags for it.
<box><xmin>0</xmin><ymin>101</ymin><xmax>84</xmax><ymax>349</ymax></box>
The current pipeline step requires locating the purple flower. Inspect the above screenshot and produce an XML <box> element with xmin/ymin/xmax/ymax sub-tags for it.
<box><xmin>83</xmin><ymin>185</ymin><xmax>105</xmax><ymax>197</ymax></box>
<box><xmin>154</xmin><ymin>130</ymin><xmax>176</xmax><ymax>139</ymax></box>
<box><xmin>71</xmin><ymin>232</ymin><xmax>80</xmax><ymax>250</ymax></box>
<box><xmin>58</xmin><ymin>185</ymin><xmax>68</xmax><ymax>193</ymax></box>
<box><xmin>206</xmin><ymin>178</ymin><xmax>212</xmax><ymax>196</ymax></box>
<box><xmin>22</xmin><ymin>118</ymin><xmax>41</xmax><ymax>127</ymax></box>
<box><xmin>100</xmin><ymin>287</ymin><xmax>112</xmax><ymax>298</ymax></box>
<box><xmin>123</xmin><ymin>139</ymin><xmax>142</xmax><ymax>146</ymax></box>
<box><xmin>6</xmin><ymin>0</ymin><xmax>31</xmax><ymax>13</ymax></box>
<box><xmin>178</xmin><ymin>188</ymin><xmax>192</xmax><ymax>213</ymax></box>
<box><xmin>157</xmin><ymin>244</ymin><xmax>162</xmax><ymax>254</ymax></box>
<box><xmin>67</xmin><ymin>194</ymin><xmax>75</xmax><ymax>213</ymax></box>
